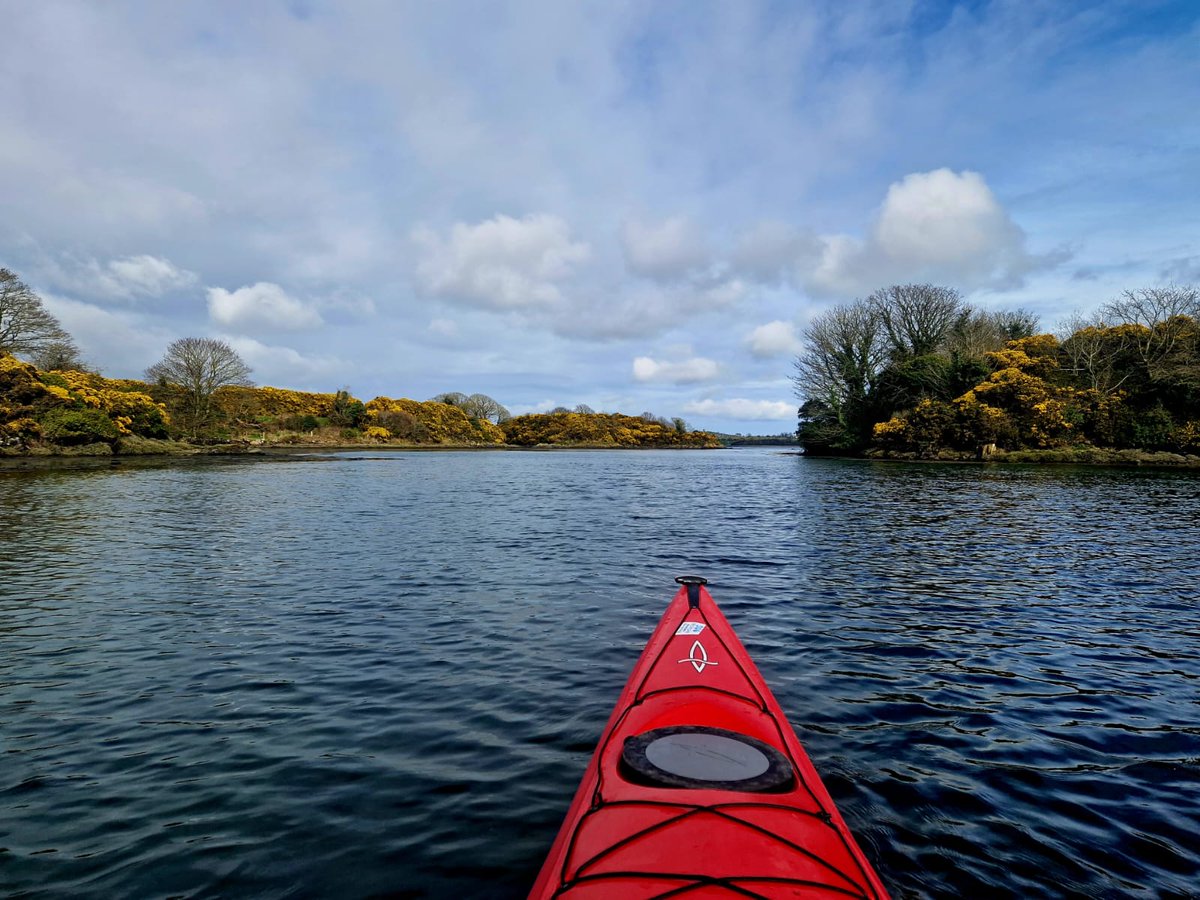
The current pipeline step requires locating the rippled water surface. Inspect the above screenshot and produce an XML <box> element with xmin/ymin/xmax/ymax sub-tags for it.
<box><xmin>2</xmin><ymin>450</ymin><xmax>1198</xmax><ymax>898</ymax></box>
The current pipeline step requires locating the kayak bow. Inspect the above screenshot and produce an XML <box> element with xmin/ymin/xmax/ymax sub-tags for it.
<box><xmin>530</xmin><ymin>577</ymin><xmax>889</xmax><ymax>899</ymax></box>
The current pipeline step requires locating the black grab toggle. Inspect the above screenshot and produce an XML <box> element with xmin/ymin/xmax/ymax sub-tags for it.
<box><xmin>674</xmin><ymin>575</ymin><xmax>708</xmax><ymax>608</ymax></box>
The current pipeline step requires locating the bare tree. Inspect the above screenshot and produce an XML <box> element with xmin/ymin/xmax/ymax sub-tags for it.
<box><xmin>429</xmin><ymin>391</ymin><xmax>468</xmax><ymax>407</ymax></box>
<box><xmin>1102</xmin><ymin>285</ymin><xmax>1200</xmax><ymax>329</ymax></box>
<box><xmin>1059</xmin><ymin>326</ymin><xmax>1132</xmax><ymax>394</ymax></box>
<box><xmin>574</xmin><ymin>403</ymin><xmax>595</xmax><ymax>414</ymax></box>
<box><xmin>869</xmin><ymin>284</ymin><xmax>965</xmax><ymax>358</ymax></box>
<box><xmin>1054</xmin><ymin>310</ymin><xmax>1099</xmax><ymax>344</ymax></box>
<box><xmin>1055</xmin><ymin>311</ymin><xmax>1128</xmax><ymax>394</ymax></box>
<box><xmin>146</xmin><ymin>337</ymin><xmax>253</xmax><ymax>437</ymax></box>
<box><xmin>0</xmin><ymin>268</ymin><xmax>73</xmax><ymax>359</ymax></box>
<box><xmin>460</xmin><ymin>393</ymin><xmax>511</xmax><ymax>423</ymax></box>
<box><xmin>792</xmin><ymin>302</ymin><xmax>887</xmax><ymax>411</ymax></box>
<box><xmin>29</xmin><ymin>338</ymin><xmax>88</xmax><ymax>372</ymax></box>
<box><xmin>791</xmin><ymin>301</ymin><xmax>889</xmax><ymax>449</ymax></box>
<box><xmin>1101</xmin><ymin>285</ymin><xmax>1200</xmax><ymax>381</ymax></box>
<box><xmin>640</xmin><ymin>411</ymin><xmax>672</xmax><ymax>426</ymax></box>
<box><xmin>949</xmin><ymin>308</ymin><xmax>1040</xmax><ymax>358</ymax></box>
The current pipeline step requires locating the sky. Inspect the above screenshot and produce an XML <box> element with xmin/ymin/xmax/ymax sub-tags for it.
<box><xmin>2</xmin><ymin>1</ymin><xmax>1198</xmax><ymax>434</ymax></box>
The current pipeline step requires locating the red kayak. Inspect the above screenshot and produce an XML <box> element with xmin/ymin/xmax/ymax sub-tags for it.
<box><xmin>530</xmin><ymin>577</ymin><xmax>889</xmax><ymax>899</ymax></box>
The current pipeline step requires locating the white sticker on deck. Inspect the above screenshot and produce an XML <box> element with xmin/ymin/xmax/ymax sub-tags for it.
<box><xmin>675</xmin><ymin>622</ymin><xmax>706</xmax><ymax>636</ymax></box>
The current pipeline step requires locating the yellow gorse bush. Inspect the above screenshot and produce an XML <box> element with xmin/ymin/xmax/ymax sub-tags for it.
<box><xmin>1176</xmin><ymin>421</ymin><xmax>1200</xmax><ymax>453</ymax></box>
<box><xmin>874</xmin><ymin>335</ymin><xmax>1084</xmax><ymax>453</ymax></box>
<box><xmin>215</xmin><ymin>385</ymin><xmax>339</xmax><ymax>419</ymax></box>
<box><xmin>43</xmin><ymin>370</ymin><xmax>170</xmax><ymax>436</ymax></box>
<box><xmin>872</xmin><ymin>416</ymin><xmax>907</xmax><ymax>443</ymax></box>
<box><xmin>1</xmin><ymin>354</ymin><xmax>69</xmax><ymax>434</ymax></box>
<box><xmin>502</xmin><ymin>412</ymin><xmax>716</xmax><ymax>447</ymax></box>
<box><xmin>364</xmin><ymin>397</ymin><xmax>506</xmax><ymax>444</ymax></box>
<box><xmin>2</xmin><ymin>416</ymin><xmax>42</xmax><ymax>439</ymax></box>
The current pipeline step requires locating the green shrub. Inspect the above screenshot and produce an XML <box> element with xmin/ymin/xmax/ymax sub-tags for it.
<box><xmin>40</xmin><ymin>408</ymin><xmax>120</xmax><ymax>445</ymax></box>
<box><xmin>329</xmin><ymin>390</ymin><xmax>367</xmax><ymax>427</ymax></box>
<box><xmin>278</xmin><ymin>413</ymin><xmax>321</xmax><ymax>432</ymax></box>
<box><xmin>1129</xmin><ymin>405</ymin><xmax>1176</xmax><ymax>450</ymax></box>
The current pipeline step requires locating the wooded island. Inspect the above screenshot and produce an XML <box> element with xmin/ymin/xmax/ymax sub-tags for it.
<box><xmin>794</xmin><ymin>283</ymin><xmax>1200</xmax><ymax>464</ymax></box>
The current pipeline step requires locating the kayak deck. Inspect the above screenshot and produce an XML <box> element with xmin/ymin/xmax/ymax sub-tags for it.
<box><xmin>530</xmin><ymin>578</ymin><xmax>888</xmax><ymax>899</ymax></box>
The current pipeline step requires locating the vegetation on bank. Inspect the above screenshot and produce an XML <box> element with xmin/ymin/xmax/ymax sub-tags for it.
<box><xmin>10</xmin><ymin>261</ymin><xmax>1198</xmax><ymax>465</ymax></box>
<box><xmin>794</xmin><ymin>284</ymin><xmax>1200</xmax><ymax>461</ymax></box>
<box><xmin>503</xmin><ymin>411</ymin><xmax>719</xmax><ymax>447</ymax></box>
<box><xmin>0</xmin><ymin>352</ymin><xmax>717</xmax><ymax>454</ymax></box>
<box><xmin>1</xmin><ymin>354</ymin><xmax>170</xmax><ymax>452</ymax></box>
<box><xmin>0</xmin><ymin>267</ymin><xmax>717</xmax><ymax>455</ymax></box>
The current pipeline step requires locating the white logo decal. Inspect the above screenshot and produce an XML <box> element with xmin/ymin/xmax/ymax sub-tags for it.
<box><xmin>675</xmin><ymin>622</ymin><xmax>706</xmax><ymax>636</ymax></box>
<box><xmin>678</xmin><ymin>640</ymin><xmax>718</xmax><ymax>673</ymax></box>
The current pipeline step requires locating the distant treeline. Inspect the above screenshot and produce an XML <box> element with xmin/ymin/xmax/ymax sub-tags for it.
<box><xmin>0</xmin><ymin>354</ymin><xmax>717</xmax><ymax>452</ymax></box>
<box><xmin>711</xmin><ymin>433</ymin><xmax>799</xmax><ymax>446</ymax></box>
<box><xmin>794</xmin><ymin>284</ymin><xmax>1200</xmax><ymax>457</ymax></box>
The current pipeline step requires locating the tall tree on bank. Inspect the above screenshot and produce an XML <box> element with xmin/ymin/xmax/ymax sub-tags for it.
<box><xmin>429</xmin><ymin>391</ymin><xmax>511</xmax><ymax>424</ymax></box>
<box><xmin>791</xmin><ymin>302</ymin><xmax>887</xmax><ymax>452</ymax></box>
<box><xmin>146</xmin><ymin>337</ymin><xmax>253</xmax><ymax>438</ymax></box>
<box><xmin>869</xmin><ymin>283</ymin><xmax>965</xmax><ymax>358</ymax></box>
<box><xmin>461</xmin><ymin>393</ymin><xmax>511</xmax><ymax>424</ymax></box>
<box><xmin>0</xmin><ymin>268</ymin><xmax>74</xmax><ymax>361</ymax></box>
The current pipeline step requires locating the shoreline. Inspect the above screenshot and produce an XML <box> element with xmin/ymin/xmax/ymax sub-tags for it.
<box><xmin>8</xmin><ymin>441</ymin><xmax>1199</xmax><ymax>472</ymax></box>
<box><xmin>0</xmin><ymin>439</ymin><xmax>724</xmax><ymax>471</ymax></box>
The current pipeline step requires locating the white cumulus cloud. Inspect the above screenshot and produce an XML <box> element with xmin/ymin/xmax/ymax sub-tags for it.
<box><xmin>413</xmin><ymin>213</ymin><xmax>590</xmax><ymax>310</ymax></box>
<box><xmin>745</xmin><ymin>320</ymin><xmax>802</xmax><ymax>359</ymax></box>
<box><xmin>621</xmin><ymin>216</ymin><xmax>711</xmax><ymax>281</ymax></box>
<box><xmin>207</xmin><ymin>282</ymin><xmax>323</xmax><ymax>331</ymax></box>
<box><xmin>683</xmin><ymin>398</ymin><xmax>795</xmax><ymax>420</ymax></box>
<box><xmin>806</xmin><ymin>168</ymin><xmax>1058</xmax><ymax>296</ymax></box>
<box><xmin>632</xmin><ymin>355</ymin><xmax>721</xmax><ymax>384</ymax></box>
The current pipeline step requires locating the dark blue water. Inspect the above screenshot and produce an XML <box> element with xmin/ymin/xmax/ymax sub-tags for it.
<box><xmin>1</xmin><ymin>450</ymin><xmax>1198</xmax><ymax>898</ymax></box>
